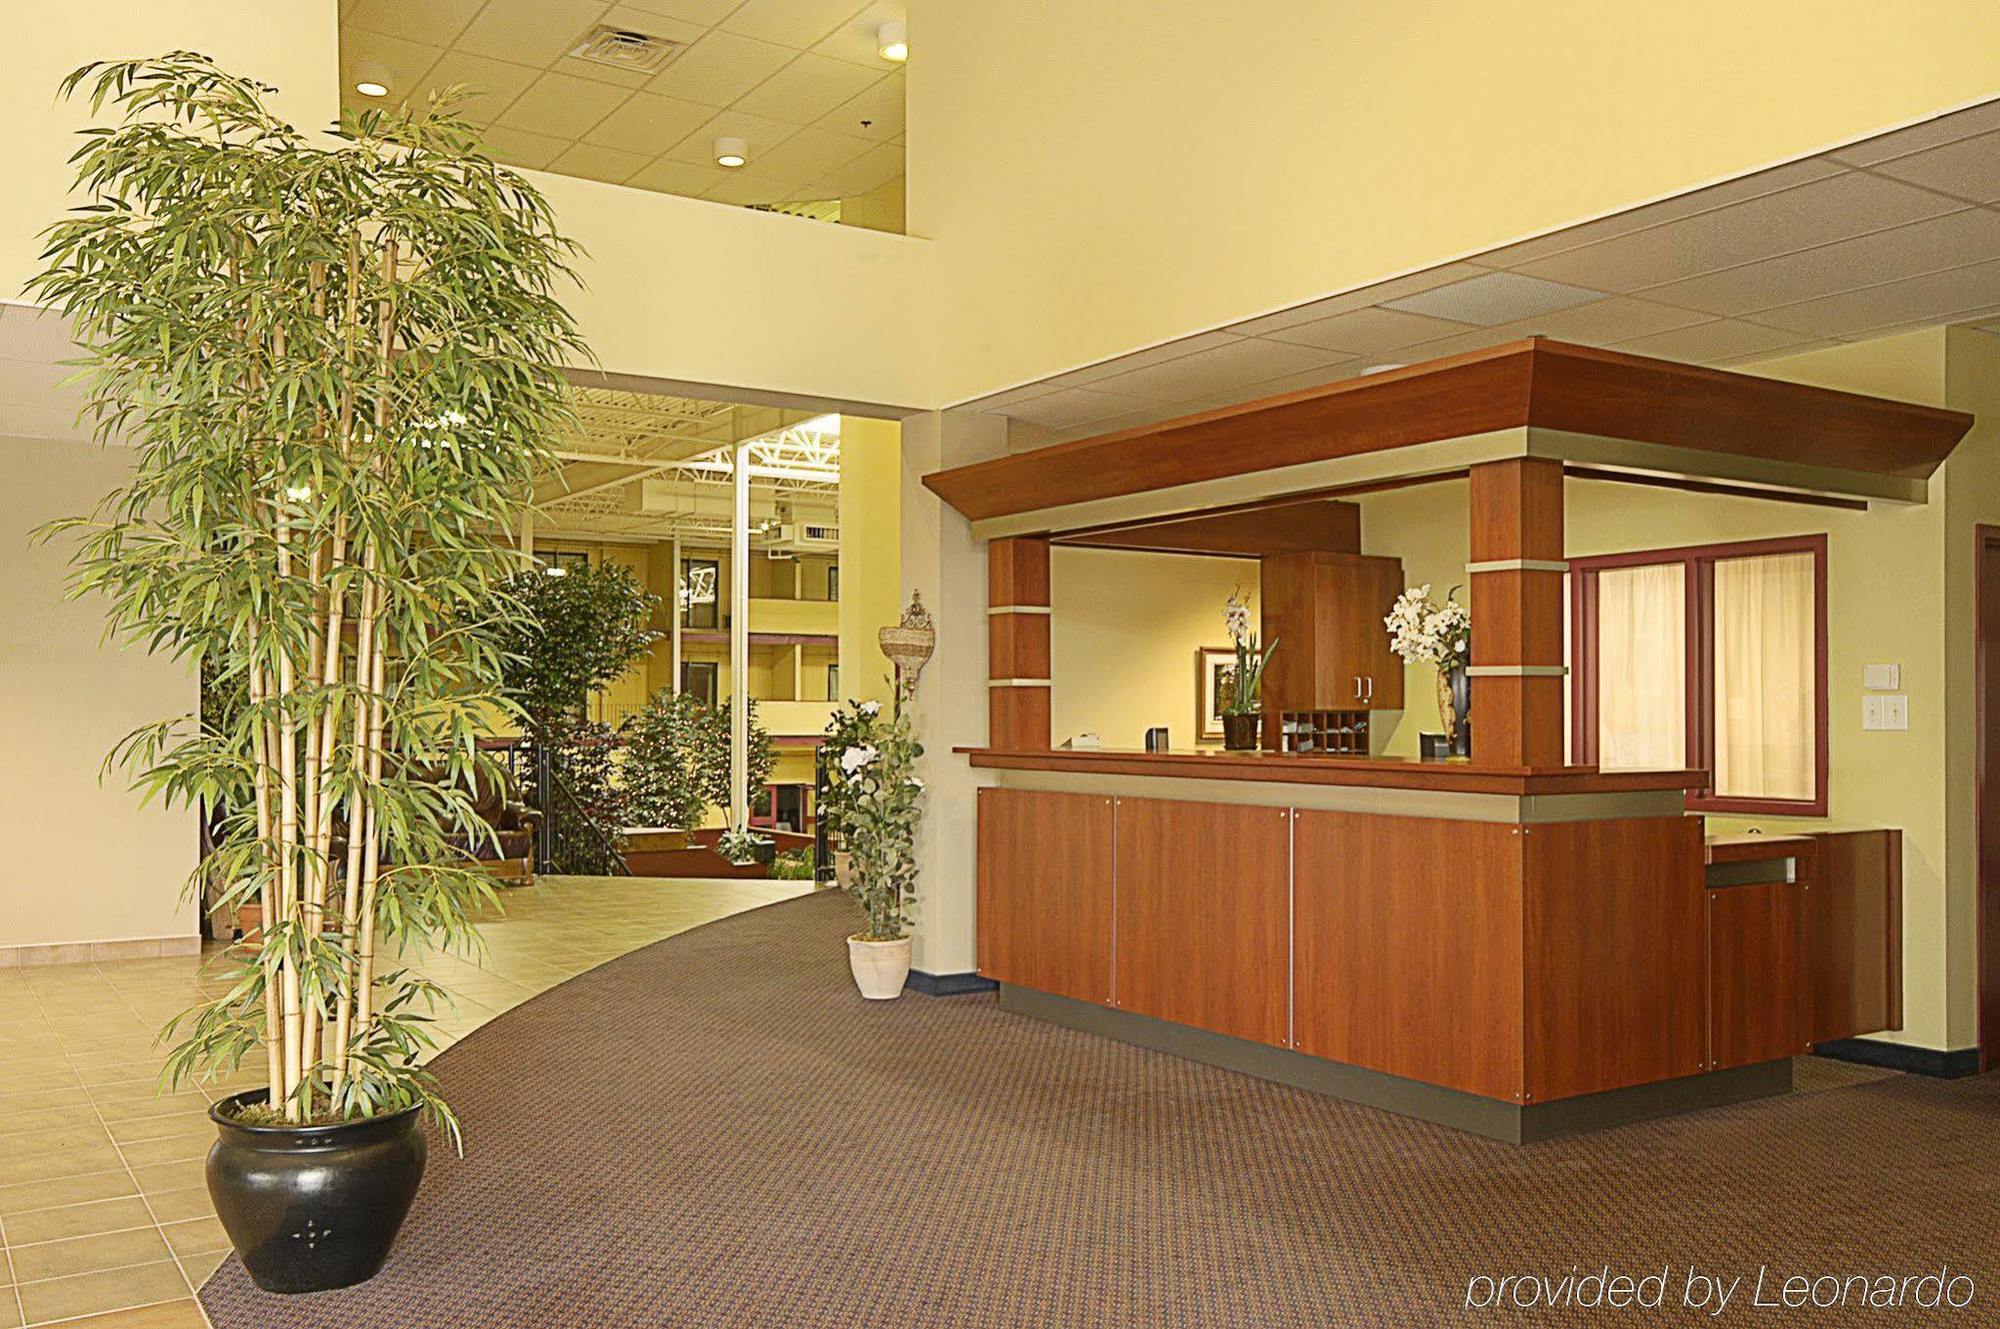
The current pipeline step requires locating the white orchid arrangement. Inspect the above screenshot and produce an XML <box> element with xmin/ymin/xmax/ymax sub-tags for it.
<box><xmin>1385</xmin><ymin>584</ymin><xmax>1472</xmax><ymax>671</ymax></box>
<box><xmin>1221</xmin><ymin>589</ymin><xmax>1278</xmax><ymax>716</ymax></box>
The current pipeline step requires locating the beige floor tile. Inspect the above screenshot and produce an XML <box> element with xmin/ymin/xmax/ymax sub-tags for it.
<box><xmin>2</xmin><ymin>1197</ymin><xmax>155</xmax><ymax>1246</ymax></box>
<box><xmin>0</xmin><ymin>1146</ymin><xmax>126</xmax><ymax>1190</ymax></box>
<box><xmin>91</xmin><ymin>1096</ymin><xmax>208</xmax><ymax>1126</ymax></box>
<box><xmin>56</xmin><ymin>1300</ymin><xmax>209</xmax><ymax>1328</ymax></box>
<box><xmin>157</xmin><ymin>1218</ymin><xmax>225</xmax><ymax>1260</ymax></box>
<box><xmin>127</xmin><ymin>1163</ymin><xmax>203</xmax><ymax>1196</ymax></box>
<box><xmin>0</xmin><ymin>1171</ymin><xmax>137</xmax><ymax>1218</ymax></box>
<box><xmin>113</xmin><ymin>1135</ymin><xmax>209</xmax><ymax>1170</ymax></box>
<box><xmin>0</xmin><ymin>1090</ymin><xmax>92</xmax><ymax>1116</ymax></box>
<box><xmin>12</xmin><ymin>1226</ymin><xmax>172</xmax><ymax>1283</ymax></box>
<box><xmin>106</xmin><ymin>1117</ymin><xmax>210</xmax><ymax>1148</ymax></box>
<box><xmin>139</xmin><ymin>1188</ymin><xmax>212</xmax><ymax>1226</ymax></box>
<box><xmin>176</xmin><ymin>1248</ymin><xmax>226</xmax><ymax>1287</ymax></box>
<box><xmin>0</xmin><ymin>1293</ymin><xmax>19</xmax><ymax>1329</ymax></box>
<box><xmin>17</xmin><ymin>1260</ymin><xmax>187</xmax><ymax>1326</ymax></box>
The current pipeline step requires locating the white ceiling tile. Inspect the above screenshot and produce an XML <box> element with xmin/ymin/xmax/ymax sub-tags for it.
<box><xmin>583</xmin><ymin>92</ymin><xmax>716</xmax><ymax>154</ymax></box>
<box><xmin>1382</xmin><ymin>271</ymin><xmax>1603</xmax><ymax>325</ymax></box>
<box><xmin>734</xmin><ymin>53</ymin><xmax>882</xmax><ymax>124</ymax></box>
<box><xmin>546</xmin><ymin>142</ymin><xmax>653</xmax><ymax>185</ymax></box>
<box><xmin>1868</xmin><ymin>130</ymin><xmax>2000</xmax><ymax>205</ymax></box>
<box><xmin>1003</xmin><ymin>388</ymin><xmax>1155</xmax><ymax>430</ymax></box>
<box><xmin>457</xmin><ymin>0</ymin><xmax>613</xmax><ymax>68</ymax></box>
<box><xmin>344</xmin><ymin>0</ymin><xmax>485</xmax><ymax>47</ymax></box>
<box><xmin>1641</xmin><ymin>208</ymin><xmax>2000</xmax><ymax>316</ymax></box>
<box><xmin>1828</xmin><ymin>99</ymin><xmax>2000</xmax><ymax>167</ymax></box>
<box><xmin>1483</xmin><ymin>160</ymin><xmax>1843</xmax><ymax>268</ymax></box>
<box><xmin>402</xmin><ymin>50</ymin><xmax>541</xmax><ymax>123</ymax></box>
<box><xmin>1224</xmin><ymin>263</ymin><xmax>1491</xmax><ymax>336</ymax></box>
<box><xmin>810</xmin><ymin>1</ymin><xmax>907</xmax><ymax>65</ymax></box>
<box><xmin>0</xmin><ymin>305</ymin><xmax>81</xmax><ymax>363</ymax></box>
<box><xmin>1610</xmin><ymin>319</ymin><xmax>1819</xmax><ymax>363</ymax></box>
<box><xmin>664</xmin><ymin>108</ymin><xmax>804</xmax><ymax>165</ymax></box>
<box><xmin>1747</xmin><ymin>255</ymin><xmax>2000</xmax><ymax>338</ymax></box>
<box><xmin>617</xmin><ymin>0</ymin><xmax>744</xmax><ymax>23</ymax></box>
<box><xmin>0</xmin><ymin>357</ymin><xmax>71</xmax><ymax>404</ymax></box>
<box><xmin>1082</xmin><ymin>339</ymin><xmax>1349</xmax><ymax>402</ymax></box>
<box><xmin>964</xmin><ymin>382</ymin><xmax>1061</xmax><ymax>411</ymax></box>
<box><xmin>338</xmin><ymin>32</ymin><xmax>444</xmax><ymax>105</ymax></box>
<box><xmin>627</xmin><ymin>156</ymin><xmax>737</xmax><ymax>195</ymax></box>
<box><xmin>1259</xmin><ymin>306</ymin><xmax>1476</xmax><ymax>354</ymax></box>
<box><xmin>476</xmin><ymin>124</ymin><xmax>574</xmax><ymax>170</ymax></box>
<box><xmin>1052</xmin><ymin>332</ymin><xmax>1246</xmax><ymax>388</ymax></box>
<box><xmin>810</xmin><ymin>141</ymin><xmax>902</xmax><ymax>196</ymax></box>
<box><xmin>646</xmin><ymin>31</ymin><xmax>797</xmax><ymax>106</ymax></box>
<box><xmin>732</xmin><ymin>127</ymin><xmax>874</xmax><ymax>187</ymax></box>
<box><xmin>1515</xmin><ymin>172</ymin><xmax>1962</xmax><ymax>291</ymax></box>
<box><xmin>814</xmin><ymin>69</ymin><xmax>903</xmax><ymax>140</ymax></box>
<box><xmin>721</xmin><ymin>0</ymin><xmax>868</xmax><ymax>48</ymax></box>
<box><xmin>1479</xmin><ymin>296</ymin><xmax>1714</xmax><ymax>344</ymax></box>
<box><xmin>496</xmin><ymin>72</ymin><xmax>634</xmax><ymax>138</ymax></box>
<box><xmin>1715</xmin><ymin>338</ymin><xmax>1842</xmax><ymax>367</ymax></box>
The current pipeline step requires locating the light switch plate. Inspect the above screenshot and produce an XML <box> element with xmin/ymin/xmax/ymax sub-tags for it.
<box><xmin>1862</xmin><ymin>695</ymin><xmax>1909</xmax><ymax>731</ymax></box>
<box><xmin>1863</xmin><ymin>663</ymin><xmax>1900</xmax><ymax>691</ymax></box>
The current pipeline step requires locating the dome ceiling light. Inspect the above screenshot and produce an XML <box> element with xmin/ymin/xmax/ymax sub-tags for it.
<box><xmin>876</xmin><ymin>20</ymin><xmax>908</xmax><ymax>62</ymax></box>
<box><xmin>713</xmin><ymin>136</ymin><xmax>749</xmax><ymax>168</ymax></box>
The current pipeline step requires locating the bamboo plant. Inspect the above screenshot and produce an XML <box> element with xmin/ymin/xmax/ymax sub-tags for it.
<box><xmin>30</xmin><ymin>54</ymin><xmax>585</xmax><ymax>1136</ymax></box>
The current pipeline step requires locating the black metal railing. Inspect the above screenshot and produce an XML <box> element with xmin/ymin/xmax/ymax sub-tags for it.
<box><xmin>490</xmin><ymin>737</ymin><xmax>630</xmax><ymax>877</ymax></box>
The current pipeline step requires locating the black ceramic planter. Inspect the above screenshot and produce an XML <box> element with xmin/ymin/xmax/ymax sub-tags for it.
<box><xmin>207</xmin><ymin>1090</ymin><xmax>427</xmax><ymax>1294</ymax></box>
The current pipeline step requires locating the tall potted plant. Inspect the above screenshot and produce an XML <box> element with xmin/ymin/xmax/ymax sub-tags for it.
<box><xmin>833</xmin><ymin>703</ymin><xmax>925</xmax><ymax>997</ymax></box>
<box><xmin>31</xmin><ymin>55</ymin><xmax>583</xmax><ymax>1292</ymax></box>
<box><xmin>1385</xmin><ymin>583</ymin><xmax>1473</xmax><ymax>756</ymax></box>
<box><xmin>1221</xmin><ymin>590</ymin><xmax>1277</xmax><ymax>750</ymax></box>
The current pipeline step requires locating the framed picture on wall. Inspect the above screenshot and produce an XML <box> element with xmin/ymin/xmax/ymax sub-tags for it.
<box><xmin>1196</xmin><ymin>647</ymin><xmax>1237</xmax><ymax>743</ymax></box>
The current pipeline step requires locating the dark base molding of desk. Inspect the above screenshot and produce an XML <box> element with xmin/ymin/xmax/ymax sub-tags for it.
<box><xmin>906</xmin><ymin>969</ymin><xmax>1000</xmax><ymax>997</ymax></box>
<box><xmin>1000</xmin><ymin>985</ymin><xmax>1794</xmax><ymax>1144</ymax></box>
<box><xmin>1813</xmin><ymin>1038</ymin><xmax>1980</xmax><ymax>1079</ymax></box>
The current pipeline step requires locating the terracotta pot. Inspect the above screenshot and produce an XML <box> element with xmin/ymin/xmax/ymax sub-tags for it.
<box><xmin>235</xmin><ymin>904</ymin><xmax>263</xmax><ymax>945</ymax></box>
<box><xmin>1221</xmin><ymin>712</ymin><xmax>1261</xmax><ymax>751</ymax></box>
<box><xmin>848</xmin><ymin>933</ymin><xmax>912</xmax><ymax>1000</ymax></box>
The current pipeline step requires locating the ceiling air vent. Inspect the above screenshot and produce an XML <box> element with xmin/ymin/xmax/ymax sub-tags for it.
<box><xmin>569</xmin><ymin>25</ymin><xmax>685</xmax><ymax>75</ymax></box>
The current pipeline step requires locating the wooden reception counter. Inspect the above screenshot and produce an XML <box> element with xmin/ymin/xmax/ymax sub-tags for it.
<box><xmin>966</xmin><ymin>748</ymin><xmax>1901</xmax><ymax>1141</ymax></box>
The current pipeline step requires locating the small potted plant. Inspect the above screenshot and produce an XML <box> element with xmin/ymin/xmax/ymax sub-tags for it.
<box><xmin>717</xmin><ymin>824</ymin><xmax>776</xmax><ymax>866</ymax></box>
<box><xmin>819</xmin><ymin>698</ymin><xmax>883</xmax><ymax>887</ymax></box>
<box><xmin>836</xmin><ymin>705</ymin><xmax>924</xmax><ymax>998</ymax></box>
<box><xmin>1221</xmin><ymin>590</ymin><xmax>1277</xmax><ymax>750</ymax></box>
<box><xmin>1385</xmin><ymin>584</ymin><xmax>1473</xmax><ymax>756</ymax></box>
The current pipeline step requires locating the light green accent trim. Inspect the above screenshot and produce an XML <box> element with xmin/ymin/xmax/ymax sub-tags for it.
<box><xmin>1466</xmin><ymin>558</ymin><xmax>1569</xmax><ymax>573</ymax></box>
<box><xmin>1465</xmin><ymin>664</ymin><xmax>1569</xmax><ymax>677</ymax></box>
<box><xmin>987</xmin><ymin>678</ymin><xmax>1052</xmax><ymax>688</ymax></box>
<box><xmin>986</xmin><ymin>604</ymin><xmax>1052</xmax><ymax>615</ymax></box>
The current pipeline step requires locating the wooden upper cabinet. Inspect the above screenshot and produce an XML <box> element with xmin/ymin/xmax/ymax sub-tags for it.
<box><xmin>1259</xmin><ymin>551</ymin><xmax>1405</xmax><ymax>711</ymax></box>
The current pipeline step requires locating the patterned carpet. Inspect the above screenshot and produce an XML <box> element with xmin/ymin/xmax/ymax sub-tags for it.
<box><xmin>202</xmin><ymin>892</ymin><xmax>2000</xmax><ymax>1327</ymax></box>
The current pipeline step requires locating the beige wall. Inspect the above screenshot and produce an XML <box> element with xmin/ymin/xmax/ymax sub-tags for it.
<box><xmin>838</xmin><ymin>416</ymin><xmax>904</xmax><ymax>707</ymax></box>
<box><xmin>913</xmin><ymin>1</ymin><xmax>2000</xmax><ymax>402</ymax></box>
<box><xmin>0</xmin><ymin>438</ymin><xmax>197</xmax><ymax>951</ymax></box>
<box><xmin>1050</xmin><ymin>549</ymin><xmax>1258</xmax><ymax>750</ymax></box>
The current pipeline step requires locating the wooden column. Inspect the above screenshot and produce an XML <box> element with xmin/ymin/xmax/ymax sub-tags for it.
<box><xmin>988</xmin><ymin>537</ymin><xmax>1052</xmax><ymax>750</ymax></box>
<box><xmin>1467</xmin><ymin>458</ymin><xmax>1566</xmax><ymax>768</ymax></box>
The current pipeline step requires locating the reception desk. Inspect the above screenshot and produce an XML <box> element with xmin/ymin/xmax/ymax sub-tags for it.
<box><xmin>967</xmin><ymin>748</ymin><xmax>1900</xmax><ymax>1141</ymax></box>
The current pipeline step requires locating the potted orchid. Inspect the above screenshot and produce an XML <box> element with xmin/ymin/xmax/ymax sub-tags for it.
<box><xmin>820</xmin><ymin>698</ymin><xmax>883</xmax><ymax>889</ymax></box>
<box><xmin>1221</xmin><ymin>590</ymin><xmax>1278</xmax><ymax>750</ymax></box>
<box><xmin>831</xmin><ymin>703</ymin><xmax>925</xmax><ymax>998</ymax></box>
<box><xmin>1385</xmin><ymin>584</ymin><xmax>1473</xmax><ymax>756</ymax></box>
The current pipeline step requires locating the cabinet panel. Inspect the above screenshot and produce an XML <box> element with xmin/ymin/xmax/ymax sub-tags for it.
<box><xmin>1293</xmin><ymin>812</ymin><xmax>1524</xmax><ymax>1100</ymax></box>
<box><xmin>1112</xmin><ymin>797</ymin><xmax>1291</xmax><ymax>1045</ymax></box>
<box><xmin>976</xmin><ymin>789</ymin><xmax>1114</xmax><ymax>1003</ymax></box>
<box><xmin>1708</xmin><ymin>881</ymin><xmax>1810</xmax><ymax>1069</ymax></box>
<box><xmin>1806</xmin><ymin>829</ymin><xmax>1902</xmax><ymax>1042</ymax></box>
<box><xmin>1524</xmin><ymin>816</ymin><xmax>1706</xmax><ymax>1101</ymax></box>
<box><xmin>1259</xmin><ymin>551</ymin><xmax>1405</xmax><ymax>711</ymax></box>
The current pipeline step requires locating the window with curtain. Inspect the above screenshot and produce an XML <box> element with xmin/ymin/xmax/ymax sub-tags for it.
<box><xmin>1570</xmin><ymin>536</ymin><xmax>1826</xmax><ymax>815</ymax></box>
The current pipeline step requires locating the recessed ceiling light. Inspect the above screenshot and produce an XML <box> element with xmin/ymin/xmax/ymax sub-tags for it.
<box><xmin>354</xmin><ymin>61</ymin><xmax>391</xmax><ymax>98</ymax></box>
<box><xmin>876</xmin><ymin>20</ymin><xmax>908</xmax><ymax>62</ymax></box>
<box><xmin>1360</xmin><ymin>363</ymin><xmax>1406</xmax><ymax>375</ymax></box>
<box><xmin>1381</xmin><ymin>272</ymin><xmax>1603</xmax><ymax>326</ymax></box>
<box><xmin>714</xmin><ymin>136</ymin><xmax>749</xmax><ymax>168</ymax></box>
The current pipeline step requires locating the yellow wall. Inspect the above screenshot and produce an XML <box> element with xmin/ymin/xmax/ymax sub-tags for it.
<box><xmin>912</xmin><ymin>2</ymin><xmax>2000</xmax><ymax>402</ymax></box>
<box><xmin>838</xmin><ymin>416</ymin><xmax>904</xmax><ymax>706</ymax></box>
<box><xmin>0</xmin><ymin>438</ymin><xmax>197</xmax><ymax>952</ymax></box>
<box><xmin>1351</xmin><ymin>328</ymin><xmax>1979</xmax><ymax>1051</ymax></box>
<box><xmin>1051</xmin><ymin>548</ymin><xmax>1259</xmax><ymax>750</ymax></box>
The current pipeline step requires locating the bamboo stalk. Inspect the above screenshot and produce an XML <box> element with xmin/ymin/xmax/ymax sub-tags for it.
<box><xmin>274</xmin><ymin>499</ymin><xmax>303</xmax><ymax>1120</ymax></box>
<box><xmin>328</xmin><ymin>545</ymin><xmax>378</xmax><ymax>1101</ymax></box>
<box><xmin>352</xmin><ymin>633</ymin><xmax>388</xmax><ymax>1049</ymax></box>
<box><xmin>246</xmin><ymin>621</ymin><xmax>283</xmax><ymax>1110</ymax></box>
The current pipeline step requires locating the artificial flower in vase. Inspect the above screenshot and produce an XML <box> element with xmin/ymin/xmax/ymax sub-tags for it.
<box><xmin>1221</xmin><ymin>590</ymin><xmax>1278</xmax><ymax>751</ymax></box>
<box><xmin>1385</xmin><ymin>584</ymin><xmax>1472</xmax><ymax>756</ymax></box>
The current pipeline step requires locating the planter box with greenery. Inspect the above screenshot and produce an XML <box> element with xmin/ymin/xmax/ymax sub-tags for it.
<box><xmin>32</xmin><ymin>55</ymin><xmax>582</xmax><ymax>1293</ymax></box>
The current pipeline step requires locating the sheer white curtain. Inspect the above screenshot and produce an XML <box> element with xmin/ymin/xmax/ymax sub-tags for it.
<box><xmin>1713</xmin><ymin>551</ymin><xmax>1816</xmax><ymax>800</ymax></box>
<box><xmin>1596</xmin><ymin>563</ymin><xmax>1686</xmax><ymax>770</ymax></box>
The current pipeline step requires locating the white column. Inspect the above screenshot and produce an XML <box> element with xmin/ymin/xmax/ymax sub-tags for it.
<box><xmin>519</xmin><ymin>508</ymin><xmax>535</xmax><ymax>566</ymax></box>
<box><xmin>669</xmin><ymin>534</ymin><xmax>683</xmax><ymax>694</ymax></box>
<box><xmin>730</xmin><ymin>443</ymin><xmax>750</xmax><ymax>830</ymax></box>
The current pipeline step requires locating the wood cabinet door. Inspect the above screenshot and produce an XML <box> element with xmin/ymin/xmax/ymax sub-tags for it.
<box><xmin>1112</xmin><ymin>797</ymin><xmax>1291</xmax><ymax>1045</ymax></box>
<box><xmin>1348</xmin><ymin>556</ymin><xmax>1406</xmax><ymax>709</ymax></box>
<box><xmin>1806</xmin><ymin>829</ymin><xmax>1902</xmax><ymax>1042</ymax></box>
<box><xmin>1707</xmin><ymin>881</ymin><xmax>1810</xmax><ymax>1070</ymax></box>
<box><xmin>1293</xmin><ymin>811</ymin><xmax>1525</xmax><ymax>1100</ymax></box>
<box><xmin>976</xmin><ymin>788</ymin><xmax>1115</xmax><ymax>1004</ymax></box>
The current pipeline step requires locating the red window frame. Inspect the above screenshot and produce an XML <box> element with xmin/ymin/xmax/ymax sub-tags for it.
<box><xmin>1569</xmin><ymin>534</ymin><xmax>1829</xmax><ymax>817</ymax></box>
